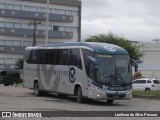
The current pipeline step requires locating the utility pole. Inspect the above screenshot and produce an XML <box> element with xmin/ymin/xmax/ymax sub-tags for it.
<box><xmin>45</xmin><ymin>0</ymin><xmax>49</xmax><ymax>45</ymax></box>
<box><xmin>29</xmin><ymin>18</ymin><xmax>41</xmax><ymax>46</ymax></box>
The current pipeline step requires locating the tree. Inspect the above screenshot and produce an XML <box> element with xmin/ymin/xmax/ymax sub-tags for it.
<box><xmin>85</xmin><ymin>32</ymin><xmax>142</xmax><ymax>61</ymax></box>
<box><xmin>15</xmin><ymin>58</ymin><xmax>23</xmax><ymax>69</ymax></box>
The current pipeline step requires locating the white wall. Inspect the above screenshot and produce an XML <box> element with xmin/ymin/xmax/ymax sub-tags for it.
<box><xmin>139</xmin><ymin>42</ymin><xmax>160</xmax><ymax>79</ymax></box>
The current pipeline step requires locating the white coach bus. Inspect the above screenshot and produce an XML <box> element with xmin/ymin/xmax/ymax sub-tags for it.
<box><xmin>23</xmin><ymin>42</ymin><xmax>136</xmax><ymax>103</ymax></box>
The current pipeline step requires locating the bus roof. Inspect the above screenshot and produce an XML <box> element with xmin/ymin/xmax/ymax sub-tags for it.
<box><xmin>26</xmin><ymin>42</ymin><xmax>128</xmax><ymax>55</ymax></box>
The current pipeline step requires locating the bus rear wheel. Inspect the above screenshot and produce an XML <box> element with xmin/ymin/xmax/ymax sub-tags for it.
<box><xmin>34</xmin><ymin>82</ymin><xmax>42</xmax><ymax>96</ymax></box>
<box><xmin>77</xmin><ymin>87</ymin><xmax>84</xmax><ymax>103</ymax></box>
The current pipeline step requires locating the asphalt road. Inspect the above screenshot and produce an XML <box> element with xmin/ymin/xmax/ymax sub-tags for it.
<box><xmin>0</xmin><ymin>84</ymin><xmax>160</xmax><ymax>120</ymax></box>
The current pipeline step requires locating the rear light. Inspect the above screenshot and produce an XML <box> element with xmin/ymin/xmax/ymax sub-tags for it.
<box><xmin>151</xmin><ymin>84</ymin><xmax>155</xmax><ymax>87</ymax></box>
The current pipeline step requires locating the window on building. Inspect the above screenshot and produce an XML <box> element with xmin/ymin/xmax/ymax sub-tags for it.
<box><xmin>66</xmin><ymin>10</ymin><xmax>72</xmax><ymax>15</ymax></box>
<box><xmin>6</xmin><ymin>4</ymin><xmax>14</xmax><ymax>10</ymax></box>
<box><xmin>66</xmin><ymin>27</ymin><xmax>78</xmax><ymax>32</ymax></box>
<box><xmin>37</xmin><ymin>24</ymin><xmax>44</xmax><ymax>30</ymax></box>
<box><xmin>53</xmin><ymin>26</ymin><xmax>59</xmax><ymax>31</ymax></box>
<box><xmin>72</xmin><ymin>10</ymin><xmax>78</xmax><ymax>16</ymax></box>
<box><xmin>30</xmin><ymin>6</ymin><xmax>37</xmax><ymax>12</ymax></box>
<box><xmin>15</xmin><ymin>5</ymin><xmax>22</xmax><ymax>10</ymax></box>
<box><xmin>59</xmin><ymin>26</ymin><xmax>66</xmax><ymax>31</ymax></box>
<box><xmin>38</xmin><ymin>7</ymin><xmax>45</xmax><ymax>13</ymax></box>
<box><xmin>49</xmin><ymin>8</ymin><xmax>52</xmax><ymax>13</ymax></box>
<box><xmin>54</xmin><ymin>9</ymin><xmax>66</xmax><ymax>15</ymax></box>
<box><xmin>12</xmin><ymin>40</ymin><xmax>21</xmax><ymax>46</ymax></box>
<box><xmin>0</xmin><ymin>40</ymin><xmax>6</xmax><ymax>45</ymax></box>
<box><xmin>28</xmin><ymin>24</ymin><xmax>34</xmax><ymax>29</ymax></box>
<box><xmin>6</xmin><ymin>58</ymin><xmax>18</xmax><ymax>64</ymax></box>
<box><xmin>48</xmin><ymin>25</ymin><xmax>52</xmax><ymax>30</ymax></box>
<box><xmin>6</xmin><ymin>40</ymin><xmax>13</xmax><ymax>46</ymax></box>
<box><xmin>71</xmin><ymin>27</ymin><xmax>78</xmax><ymax>32</ymax></box>
<box><xmin>6</xmin><ymin>22</ymin><xmax>14</xmax><ymax>28</ymax></box>
<box><xmin>37</xmin><ymin>41</ymin><xmax>45</xmax><ymax>46</ymax></box>
<box><xmin>66</xmin><ymin>27</ymin><xmax>72</xmax><ymax>32</ymax></box>
<box><xmin>23</xmin><ymin>5</ymin><xmax>30</xmax><ymax>11</ymax></box>
<box><xmin>23</xmin><ymin>41</ymin><xmax>32</xmax><ymax>46</ymax></box>
<box><xmin>0</xmin><ymin>3</ymin><xmax>5</xmax><ymax>9</ymax></box>
<box><xmin>0</xmin><ymin>21</ymin><xmax>6</xmax><ymax>27</ymax></box>
<box><xmin>23</xmin><ymin>23</ymin><xmax>29</xmax><ymax>29</ymax></box>
<box><xmin>0</xmin><ymin>58</ymin><xmax>5</xmax><ymax>64</ymax></box>
<box><xmin>14</xmin><ymin>22</ymin><xmax>22</xmax><ymax>28</ymax></box>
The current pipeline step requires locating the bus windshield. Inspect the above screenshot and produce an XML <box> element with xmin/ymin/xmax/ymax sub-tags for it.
<box><xmin>96</xmin><ymin>54</ymin><xmax>132</xmax><ymax>86</ymax></box>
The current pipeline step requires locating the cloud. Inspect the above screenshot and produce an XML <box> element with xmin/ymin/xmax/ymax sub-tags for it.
<box><xmin>81</xmin><ymin>0</ymin><xmax>160</xmax><ymax>41</ymax></box>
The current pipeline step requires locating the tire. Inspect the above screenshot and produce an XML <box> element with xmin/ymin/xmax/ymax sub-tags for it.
<box><xmin>107</xmin><ymin>100</ymin><xmax>114</xmax><ymax>104</ymax></box>
<box><xmin>4</xmin><ymin>84</ymin><xmax>9</xmax><ymax>86</ymax></box>
<box><xmin>145</xmin><ymin>88</ymin><xmax>150</xmax><ymax>92</ymax></box>
<box><xmin>34</xmin><ymin>82</ymin><xmax>42</xmax><ymax>96</ymax></box>
<box><xmin>77</xmin><ymin>87</ymin><xmax>84</xmax><ymax>103</ymax></box>
<box><xmin>58</xmin><ymin>93</ymin><xmax>67</xmax><ymax>97</ymax></box>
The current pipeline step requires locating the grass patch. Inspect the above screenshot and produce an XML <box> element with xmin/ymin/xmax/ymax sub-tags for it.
<box><xmin>15</xmin><ymin>83</ymin><xmax>23</xmax><ymax>87</ymax></box>
<box><xmin>132</xmin><ymin>90</ymin><xmax>160</xmax><ymax>99</ymax></box>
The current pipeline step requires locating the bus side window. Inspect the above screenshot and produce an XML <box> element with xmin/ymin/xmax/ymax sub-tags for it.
<box><xmin>70</xmin><ymin>49</ymin><xmax>82</xmax><ymax>68</ymax></box>
<box><xmin>82</xmin><ymin>49</ymin><xmax>94</xmax><ymax>74</ymax></box>
<box><xmin>88</xmin><ymin>62</ymin><xmax>95</xmax><ymax>80</ymax></box>
<box><xmin>59</xmin><ymin>49</ymin><xmax>70</xmax><ymax>65</ymax></box>
<box><xmin>27</xmin><ymin>50</ymin><xmax>34</xmax><ymax>63</ymax></box>
<box><xmin>70</xmin><ymin>55</ymin><xmax>76</xmax><ymax>65</ymax></box>
<box><xmin>25</xmin><ymin>49</ymin><xmax>32</xmax><ymax>63</ymax></box>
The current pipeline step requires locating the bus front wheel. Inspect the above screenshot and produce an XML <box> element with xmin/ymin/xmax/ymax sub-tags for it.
<box><xmin>107</xmin><ymin>100</ymin><xmax>114</xmax><ymax>104</ymax></box>
<box><xmin>34</xmin><ymin>82</ymin><xmax>42</xmax><ymax>96</ymax></box>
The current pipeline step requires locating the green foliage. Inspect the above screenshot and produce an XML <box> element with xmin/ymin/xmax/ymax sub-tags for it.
<box><xmin>15</xmin><ymin>58</ymin><xmax>23</xmax><ymax>69</ymax></box>
<box><xmin>133</xmin><ymin>90</ymin><xmax>160</xmax><ymax>99</ymax></box>
<box><xmin>85</xmin><ymin>32</ymin><xmax>142</xmax><ymax>60</ymax></box>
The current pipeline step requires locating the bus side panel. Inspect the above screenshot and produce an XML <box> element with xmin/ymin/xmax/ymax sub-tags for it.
<box><xmin>32</xmin><ymin>64</ymin><xmax>88</xmax><ymax>97</ymax></box>
<box><xmin>55</xmin><ymin>66</ymin><xmax>87</xmax><ymax>96</ymax></box>
<box><xmin>37</xmin><ymin>65</ymin><xmax>65</xmax><ymax>92</ymax></box>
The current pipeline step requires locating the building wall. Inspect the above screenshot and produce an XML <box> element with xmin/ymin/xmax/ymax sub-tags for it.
<box><xmin>138</xmin><ymin>42</ymin><xmax>160</xmax><ymax>79</ymax></box>
<box><xmin>0</xmin><ymin>0</ymin><xmax>81</xmax><ymax>70</ymax></box>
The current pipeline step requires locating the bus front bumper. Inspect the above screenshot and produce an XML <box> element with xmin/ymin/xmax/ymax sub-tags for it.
<box><xmin>89</xmin><ymin>88</ymin><xmax>132</xmax><ymax>100</ymax></box>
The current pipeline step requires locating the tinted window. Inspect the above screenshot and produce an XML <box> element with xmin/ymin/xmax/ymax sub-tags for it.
<box><xmin>70</xmin><ymin>49</ymin><xmax>82</xmax><ymax>68</ymax></box>
<box><xmin>24</xmin><ymin>49</ymin><xmax>34</xmax><ymax>63</ymax></box>
<box><xmin>147</xmin><ymin>80</ymin><xmax>152</xmax><ymax>83</ymax></box>
<box><xmin>59</xmin><ymin>49</ymin><xmax>70</xmax><ymax>65</ymax></box>
<box><xmin>153</xmin><ymin>80</ymin><xmax>160</xmax><ymax>84</ymax></box>
<box><xmin>25</xmin><ymin>48</ymin><xmax>82</xmax><ymax>68</ymax></box>
<box><xmin>82</xmin><ymin>49</ymin><xmax>94</xmax><ymax>76</ymax></box>
<box><xmin>133</xmin><ymin>80</ymin><xmax>146</xmax><ymax>84</ymax></box>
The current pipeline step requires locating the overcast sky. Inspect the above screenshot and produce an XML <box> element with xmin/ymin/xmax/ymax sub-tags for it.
<box><xmin>81</xmin><ymin>0</ymin><xmax>160</xmax><ymax>42</ymax></box>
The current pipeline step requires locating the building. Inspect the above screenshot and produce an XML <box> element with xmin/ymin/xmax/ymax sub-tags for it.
<box><xmin>138</xmin><ymin>42</ymin><xmax>160</xmax><ymax>79</ymax></box>
<box><xmin>0</xmin><ymin>0</ymin><xmax>81</xmax><ymax>70</ymax></box>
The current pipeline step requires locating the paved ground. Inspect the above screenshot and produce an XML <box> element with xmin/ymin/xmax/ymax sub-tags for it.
<box><xmin>0</xmin><ymin>84</ymin><xmax>160</xmax><ymax>120</ymax></box>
